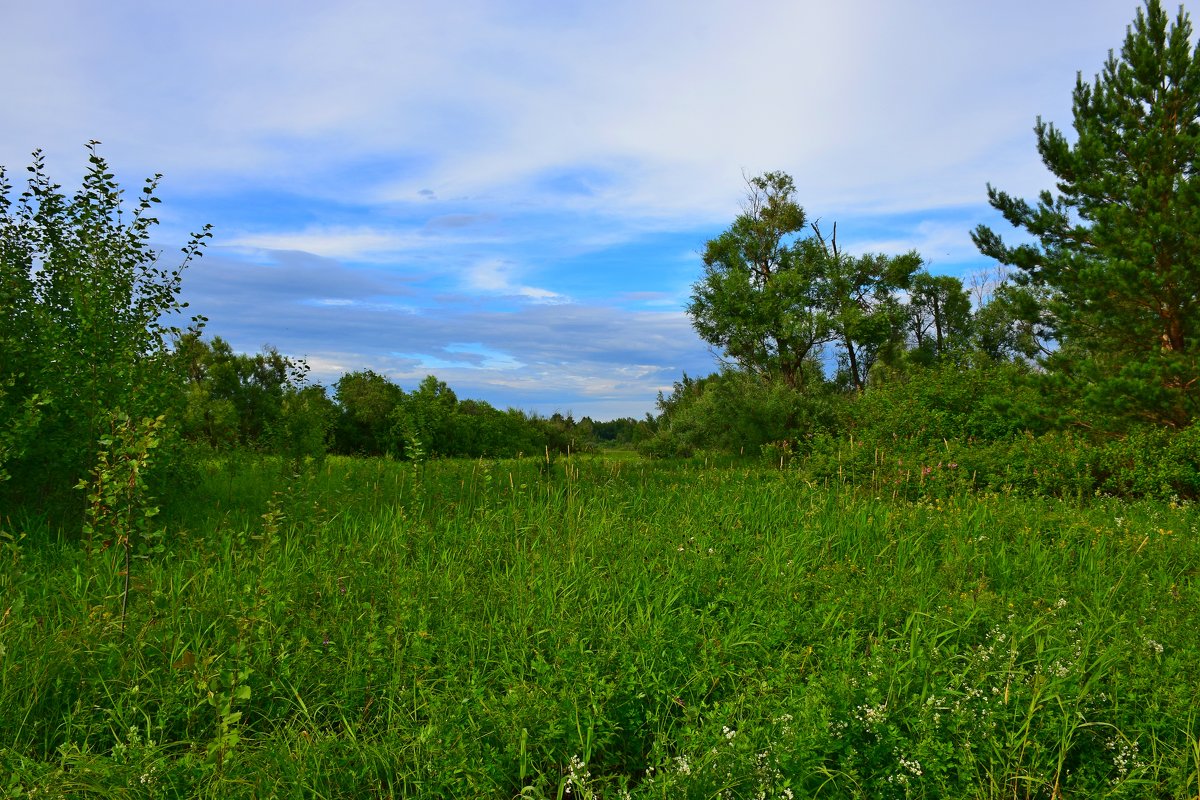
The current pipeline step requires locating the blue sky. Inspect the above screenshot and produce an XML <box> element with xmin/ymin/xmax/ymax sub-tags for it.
<box><xmin>1</xmin><ymin>0</ymin><xmax>1148</xmax><ymax>419</ymax></box>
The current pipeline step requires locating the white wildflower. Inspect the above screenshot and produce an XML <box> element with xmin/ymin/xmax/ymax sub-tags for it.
<box><xmin>566</xmin><ymin>754</ymin><xmax>592</xmax><ymax>798</ymax></box>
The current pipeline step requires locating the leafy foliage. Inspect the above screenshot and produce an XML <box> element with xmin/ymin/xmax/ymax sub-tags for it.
<box><xmin>688</xmin><ymin>172</ymin><xmax>832</xmax><ymax>389</ymax></box>
<box><xmin>77</xmin><ymin>413</ymin><xmax>168</xmax><ymax>630</ymax></box>
<box><xmin>844</xmin><ymin>357</ymin><xmax>1048</xmax><ymax>446</ymax></box>
<box><xmin>817</xmin><ymin>237</ymin><xmax>922</xmax><ymax>391</ymax></box>
<box><xmin>643</xmin><ymin>367</ymin><xmax>837</xmax><ymax>458</ymax></box>
<box><xmin>907</xmin><ymin>271</ymin><xmax>974</xmax><ymax>364</ymax></box>
<box><xmin>689</xmin><ymin>172</ymin><xmax>924</xmax><ymax>392</ymax></box>
<box><xmin>0</xmin><ymin>144</ymin><xmax>209</xmax><ymax>522</ymax></box>
<box><xmin>333</xmin><ymin>369</ymin><xmax>406</xmax><ymax>455</ymax></box>
<box><xmin>178</xmin><ymin>334</ymin><xmax>337</xmax><ymax>467</ymax></box>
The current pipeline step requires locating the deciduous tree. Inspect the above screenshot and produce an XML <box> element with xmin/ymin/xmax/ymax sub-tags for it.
<box><xmin>688</xmin><ymin>172</ymin><xmax>831</xmax><ymax>389</ymax></box>
<box><xmin>689</xmin><ymin>172</ymin><xmax>923</xmax><ymax>392</ymax></box>
<box><xmin>813</xmin><ymin>229</ymin><xmax>922</xmax><ymax>390</ymax></box>
<box><xmin>334</xmin><ymin>369</ymin><xmax>405</xmax><ymax>455</ymax></box>
<box><xmin>908</xmin><ymin>272</ymin><xmax>973</xmax><ymax>362</ymax></box>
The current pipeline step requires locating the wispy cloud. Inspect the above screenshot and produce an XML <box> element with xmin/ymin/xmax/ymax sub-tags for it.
<box><xmin>226</xmin><ymin>227</ymin><xmax>422</xmax><ymax>261</ymax></box>
<box><xmin>463</xmin><ymin>259</ymin><xmax>568</xmax><ymax>304</ymax></box>
<box><xmin>2</xmin><ymin>1</ymin><xmax>1138</xmax><ymax>218</ymax></box>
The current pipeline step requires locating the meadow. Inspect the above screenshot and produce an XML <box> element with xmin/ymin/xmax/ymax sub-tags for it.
<box><xmin>1</xmin><ymin>454</ymin><xmax>1198</xmax><ymax>798</ymax></box>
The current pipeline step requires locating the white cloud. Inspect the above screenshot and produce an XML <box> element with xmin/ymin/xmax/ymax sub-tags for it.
<box><xmin>309</xmin><ymin>298</ymin><xmax>357</xmax><ymax>307</ymax></box>
<box><xmin>464</xmin><ymin>259</ymin><xmax>569</xmax><ymax>304</ymax></box>
<box><xmin>181</xmin><ymin>249</ymin><xmax>714</xmax><ymax>415</ymax></box>
<box><xmin>226</xmin><ymin>227</ymin><xmax>420</xmax><ymax>260</ymax></box>
<box><xmin>847</xmin><ymin>219</ymin><xmax>984</xmax><ymax>267</ymax></box>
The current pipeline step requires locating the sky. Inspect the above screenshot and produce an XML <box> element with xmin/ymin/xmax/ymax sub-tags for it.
<box><xmin>0</xmin><ymin>0</ymin><xmax>1151</xmax><ymax>419</ymax></box>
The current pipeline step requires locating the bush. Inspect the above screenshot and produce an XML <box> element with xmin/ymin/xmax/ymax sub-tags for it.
<box><xmin>1094</xmin><ymin>424</ymin><xmax>1200</xmax><ymax>500</ymax></box>
<box><xmin>0</xmin><ymin>144</ymin><xmax>209</xmax><ymax>529</ymax></box>
<box><xmin>642</xmin><ymin>369</ymin><xmax>838</xmax><ymax>458</ymax></box>
<box><xmin>844</xmin><ymin>357</ymin><xmax>1050</xmax><ymax>446</ymax></box>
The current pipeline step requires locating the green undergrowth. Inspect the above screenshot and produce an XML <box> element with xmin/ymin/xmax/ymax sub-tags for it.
<box><xmin>783</xmin><ymin>425</ymin><xmax>1200</xmax><ymax>503</ymax></box>
<box><xmin>2</xmin><ymin>456</ymin><xmax>1198</xmax><ymax>797</ymax></box>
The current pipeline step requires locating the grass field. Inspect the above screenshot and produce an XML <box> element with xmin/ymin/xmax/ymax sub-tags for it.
<box><xmin>2</xmin><ymin>454</ymin><xmax>1198</xmax><ymax>798</ymax></box>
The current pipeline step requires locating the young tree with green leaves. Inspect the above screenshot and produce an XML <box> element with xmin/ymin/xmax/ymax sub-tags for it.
<box><xmin>270</xmin><ymin>383</ymin><xmax>336</xmax><ymax>462</ymax></box>
<box><xmin>392</xmin><ymin>375</ymin><xmax>459</xmax><ymax>458</ymax></box>
<box><xmin>0</xmin><ymin>144</ymin><xmax>210</xmax><ymax>513</ymax></box>
<box><xmin>972</xmin><ymin>0</ymin><xmax>1200</xmax><ymax>428</ymax></box>
<box><xmin>969</xmin><ymin>282</ymin><xmax>1054</xmax><ymax>363</ymax></box>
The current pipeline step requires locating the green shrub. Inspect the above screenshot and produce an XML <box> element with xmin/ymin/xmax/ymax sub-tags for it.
<box><xmin>644</xmin><ymin>368</ymin><xmax>838</xmax><ymax>458</ymax></box>
<box><xmin>1094</xmin><ymin>424</ymin><xmax>1200</xmax><ymax>499</ymax></box>
<box><xmin>0</xmin><ymin>145</ymin><xmax>209</xmax><ymax>529</ymax></box>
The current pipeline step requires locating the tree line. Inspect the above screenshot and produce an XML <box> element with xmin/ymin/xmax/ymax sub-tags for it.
<box><xmin>175</xmin><ymin>334</ymin><xmax>648</xmax><ymax>461</ymax></box>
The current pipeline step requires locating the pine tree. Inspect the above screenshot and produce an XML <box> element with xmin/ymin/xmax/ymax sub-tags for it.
<box><xmin>972</xmin><ymin>0</ymin><xmax>1200</xmax><ymax>428</ymax></box>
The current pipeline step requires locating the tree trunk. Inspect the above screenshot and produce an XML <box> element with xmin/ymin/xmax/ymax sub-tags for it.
<box><xmin>844</xmin><ymin>334</ymin><xmax>863</xmax><ymax>392</ymax></box>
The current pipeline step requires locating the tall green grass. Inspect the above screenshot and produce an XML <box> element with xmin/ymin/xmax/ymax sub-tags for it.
<box><xmin>2</xmin><ymin>455</ymin><xmax>1197</xmax><ymax>797</ymax></box>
